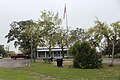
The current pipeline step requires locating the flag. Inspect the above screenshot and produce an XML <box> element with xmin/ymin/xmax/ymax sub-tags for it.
<box><xmin>63</xmin><ymin>4</ymin><xmax>66</xmax><ymax>19</ymax></box>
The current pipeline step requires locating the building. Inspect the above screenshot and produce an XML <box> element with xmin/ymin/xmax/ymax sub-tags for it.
<box><xmin>37</xmin><ymin>46</ymin><xmax>68</xmax><ymax>59</ymax></box>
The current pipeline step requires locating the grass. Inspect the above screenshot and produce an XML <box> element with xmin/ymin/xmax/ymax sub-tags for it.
<box><xmin>0</xmin><ymin>68</ymin><xmax>36</xmax><ymax>80</ymax></box>
<box><xmin>0</xmin><ymin>60</ymin><xmax>120</xmax><ymax>80</ymax></box>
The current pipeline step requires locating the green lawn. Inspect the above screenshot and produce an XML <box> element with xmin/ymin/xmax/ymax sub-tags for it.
<box><xmin>0</xmin><ymin>68</ymin><xmax>36</xmax><ymax>80</ymax></box>
<box><xmin>0</xmin><ymin>60</ymin><xmax>120</xmax><ymax>80</ymax></box>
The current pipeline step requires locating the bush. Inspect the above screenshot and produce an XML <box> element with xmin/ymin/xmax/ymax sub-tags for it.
<box><xmin>69</xmin><ymin>41</ymin><xmax>102</xmax><ymax>69</ymax></box>
<box><xmin>115</xmin><ymin>53</ymin><xmax>120</xmax><ymax>58</ymax></box>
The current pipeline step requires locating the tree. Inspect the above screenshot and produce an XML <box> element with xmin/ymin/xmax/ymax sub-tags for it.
<box><xmin>5</xmin><ymin>20</ymin><xmax>44</xmax><ymax>62</ymax></box>
<box><xmin>38</xmin><ymin>10</ymin><xmax>62</xmax><ymax>57</ymax></box>
<box><xmin>109</xmin><ymin>21</ymin><xmax>120</xmax><ymax>66</ymax></box>
<box><xmin>5</xmin><ymin>10</ymin><xmax>62</xmax><ymax>62</ymax></box>
<box><xmin>56</xmin><ymin>29</ymin><xmax>67</xmax><ymax>58</ymax></box>
<box><xmin>87</xmin><ymin>18</ymin><xmax>120</xmax><ymax>66</ymax></box>
<box><xmin>68</xmin><ymin>28</ymin><xmax>85</xmax><ymax>46</ymax></box>
<box><xmin>21</xmin><ymin>20</ymin><xmax>44</xmax><ymax>62</ymax></box>
<box><xmin>88</xmin><ymin>19</ymin><xmax>111</xmax><ymax>47</ymax></box>
<box><xmin>6</xmin><ymin>51</ymin><xmax>16</xmax><ymax>57</ymax></box>
<box><xmin>69</xmin><ymin>41</ymin><xmax>102</xmax><ymax>69</ymax></box>
<box><xmin>0</xmin><ymin>45</ymin><xmax>6</xmax><ymax>57</ymax></box>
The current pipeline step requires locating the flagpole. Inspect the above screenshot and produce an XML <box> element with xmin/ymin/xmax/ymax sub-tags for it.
<box><xmin>65</xmin><ymin>7</ymin><xmax>69</xmax><ymax>46</ymax></box>
<box><xmin>64</xmin><ymin>3</ymin><xmax>69</xmax><ymax>58</ymax></box>
<box><xmin>63</xmin><ymin>3</ymin><xmax>69</xmax><ymax>48</ymax></box>
<box><xmin>66</xmin><ymin>9</ymin><xmax>69</xmax><ymax>48</ymax></box>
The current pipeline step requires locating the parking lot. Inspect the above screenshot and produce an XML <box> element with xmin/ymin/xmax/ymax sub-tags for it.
<box><xmin>0</xmin><ymin>58</ymin><xmax>30</xmax><ymax>68</ymax></box>
<box><xmin>0</xmin><ymin>58</ymin><xmax>120</xmax><ymax>68</ymax></box>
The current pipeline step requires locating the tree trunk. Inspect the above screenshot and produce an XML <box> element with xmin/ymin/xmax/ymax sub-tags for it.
<box><xmin>109</xmin><ymin>41</ymin><xmax>115</xmax><ymax>67</ymax></box>
<box><xmin>30</xmin><ymin>38</ymin><xmax>33</xmax><ymax>63</ymax></box>
<box><xmin>61</xmin><ymin>46</ymin><xmax>64</xmax><ymax>58</ymax></box>
<box><xmin>106</xmin><ymin>37</ymin><xmax>111</xmax><ymax>57</ymax></box>
<box><xmin>33</xmin><ymin>47</ymin><xmax>37</xmax><ymax>63</ymax></box>
<box><xmin>33</xmin><ymin>51</ymin><xmax>35</xmax><ymax>63</ymax></box>
<box><xmin>49</xmin><ymin>45</ymin><xmax>51</xmax><ymax>57</ymax></box>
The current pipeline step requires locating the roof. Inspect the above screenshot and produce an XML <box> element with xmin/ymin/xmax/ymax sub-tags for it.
<box><xmin>37</xmin><ymin>46</ymin><xmax>68</xmax><ymax>52</ymax></box>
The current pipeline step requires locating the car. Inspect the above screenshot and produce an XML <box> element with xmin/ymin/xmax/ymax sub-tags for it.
<box><xmin>0</xmin><ymin>56</ymin><xmax>3</xmax><ymax>59</ymax></box>
<box><xmin>11</xmin><ymin>54</ymin><xmax>30</xmax><ymax>60</ymax></box>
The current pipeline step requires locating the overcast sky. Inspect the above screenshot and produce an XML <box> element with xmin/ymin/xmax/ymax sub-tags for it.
<box><xmin>0</xmin><ymin>0</ymin><xmax>120</xmax><ymax>53</ymax></box>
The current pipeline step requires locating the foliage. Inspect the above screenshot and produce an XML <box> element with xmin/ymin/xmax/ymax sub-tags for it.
<box><xmin>38</xmin><ymin>10</ymin><xmax>62</xmax><ymax>57</ymax></box>
<box><xmin>57</xmin><ymin>29</ymin><xmax>67</xmax><ymax>47</ymax></box>
<box><xmin>87</xmin><ymin>18</ymin><xmax>111</xmax><ymax>52</ymax></box>
<box><xmin>69</xmin><ymin>41</ymin><xmax>102</xmax><ymax>69</ymax></box>
<box><xmin>5</xmin><ymin>20</ymin><xmax>44</xmax><ymax>55</ymax></box>
<box><xmin>68</xmin><ymin>28</ymin><xmax>86</xmax><ymax>46</ymax></box>
<box><xmin>87</xmin><ymin>19</ymin><xmax>120</xmax><ymax>55</ymax></box>
<box><xmin>5</xmin><ymin>10</ymin><xmax>62</xmax><ymax>60</ymax></box>
<box><xmin>0</xmin><ymin>45</ymin><xmax>6</xmax><ymax>57</ymax></box>
<box><xmin>103</xmin><ymin>41</ymin><xmax>120</xmax><ymax>55</ymax></box>
<box><xmin>56</xmin><ymin>29</ymin><xmax>68</xmax><ymax>58</ymax></box>
<box><xmin>87</xmin><ymin>18</ymin><xmax>120</xmax><ymax>66</ymax></box>
<box><xmin>115</xmin><ymin>53</ymin><xmax>120</xmax><ymax>58</ymax></box>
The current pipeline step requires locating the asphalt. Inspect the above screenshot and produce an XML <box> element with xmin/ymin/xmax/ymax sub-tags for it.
<box><xmin>103</xmin><ymin>59</ymin><xmax>120</xmax><ymax>64</ymax></box>
<box><xmin>0</xmin><ymin>58</ymin><xmax>120</xmax><ymax>68</ymax></box>
<box><xmin>0</xmin><ymin>58</ymin><xmax>30</xmax><ymax>68</ymax></box>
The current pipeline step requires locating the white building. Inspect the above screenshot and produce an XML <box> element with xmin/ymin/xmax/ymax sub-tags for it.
<box><xmin>37</xmin><ymin>46</ymin><xmax>68</xmax><ymax>59</ymax></box>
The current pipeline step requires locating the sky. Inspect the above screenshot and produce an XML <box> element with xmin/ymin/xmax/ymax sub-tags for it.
<box><xmin>0</xmin><ymin>0</ymin><xmax>120</xmax><ymax>53</ymax></box>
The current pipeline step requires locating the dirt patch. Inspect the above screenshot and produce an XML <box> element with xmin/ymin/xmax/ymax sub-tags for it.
<box><xmin>30</xmin><ymin>72</ymin><xmax>56</xmax><ymax>80</ymax></box>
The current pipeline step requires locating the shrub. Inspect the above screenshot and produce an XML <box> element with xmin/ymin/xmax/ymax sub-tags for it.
<box><xmin>69</xmin><ymin>41</ymin><xmax>102</xmax><ymax>69</ymax></box>
<box><xmin>115</xmin><ymin>53</ymin><xmax>120</xmax><ymax>58</ymax></box>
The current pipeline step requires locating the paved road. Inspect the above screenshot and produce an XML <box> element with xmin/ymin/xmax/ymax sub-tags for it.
<box><xmin>103</xmin><ymin>59</ymin><xmax>120</xmax><ymax>64</ymax></box>
<box><xmin>0</xmin><ymin>58</ymin><xmax>30</xmax><ymax>68</ymax></box>
<box><xmin>0</xmin><ymin>58</ymin><xmax>119</xmax><ymax>68</ymax></box>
